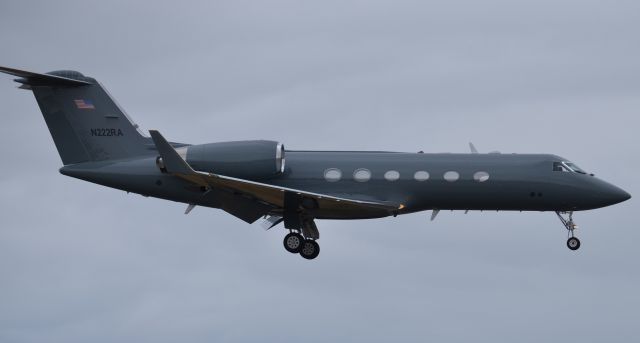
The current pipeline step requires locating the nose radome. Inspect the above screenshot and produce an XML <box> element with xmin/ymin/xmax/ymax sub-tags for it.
<box><xmin>605</xmin><ymin>184</ymin><xmax>631</xmax><ymax>205</ymax></box>
<box><xmin>618</xmin><ymin>189</ymin><xmax>631</xmax><ymax>202</ymax></box>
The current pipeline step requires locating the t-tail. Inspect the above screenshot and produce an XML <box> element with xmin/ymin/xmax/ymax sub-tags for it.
<box><xmin>0</xmin><ymin>66</ymin><xmax>152</xmax><ymax>164</ymax></box>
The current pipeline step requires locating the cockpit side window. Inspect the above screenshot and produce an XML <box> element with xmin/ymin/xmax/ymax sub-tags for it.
<box><xmin>553</xmin><ymin>162</ymin><xmax>570</xmax><ymax>172</ymax></box>
<box><xmin>553</xmin><ymin>161</ymin><xmax>587</xmax><ymax>174</ymax></box>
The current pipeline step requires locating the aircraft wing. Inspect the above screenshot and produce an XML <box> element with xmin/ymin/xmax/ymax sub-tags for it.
<box><xmin>192</xmin><ymin>172</ymin><xmax>400</xmax><ymax>212</ymax></box>
<box><xmin>149</xmin><ymin>130</ymin><xmax>400</xmax><ymax>215</ymax></box>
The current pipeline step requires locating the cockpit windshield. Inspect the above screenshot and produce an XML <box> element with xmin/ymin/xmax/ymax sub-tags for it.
<box><xmin>553</xmin><ymin>161</ymin><xmax>587</xmax><ymax>174</ymax></box>
<box><xmin>564</xmin><ymin>162</ymin><xmax>587</xmax><ymax>174</ymax></box>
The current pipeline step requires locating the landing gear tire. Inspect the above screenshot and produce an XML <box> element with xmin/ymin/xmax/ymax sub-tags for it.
<box><xmin>283</xmin><ymin>232</ymin><xmax>304</xmax><ymax>253</ymax></box>
<box><xmin>567</xmin><ymin>237</ymin><xmax>581</xmax><ymax>251</ymax></box>
<box><xmin>556</xmin><ymin>211</ymin><xmax>582</xmax><ymax>251</ymax></box>
<box><xmin>299</xmin><ymin>240</ymin><xmax>320</xmax><ymax>260</ymax></box>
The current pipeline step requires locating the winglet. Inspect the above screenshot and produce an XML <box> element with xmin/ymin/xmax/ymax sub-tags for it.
<box><xmin>149</xmin><ymin>130</ymin><xmax>194</xmax><ymax>175</ymax></box>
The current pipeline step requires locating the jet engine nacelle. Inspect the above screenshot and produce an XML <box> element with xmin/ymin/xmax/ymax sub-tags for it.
<box><xmin>185</xmin><ymin>140</ymin><xmax>285</xmax><ymax>179</ymax></box>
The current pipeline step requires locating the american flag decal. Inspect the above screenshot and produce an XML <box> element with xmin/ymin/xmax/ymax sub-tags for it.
<box><xmin>74</xmin><ymin>99</ymin><xmax>95</xmax><ymax>110</ymax></box>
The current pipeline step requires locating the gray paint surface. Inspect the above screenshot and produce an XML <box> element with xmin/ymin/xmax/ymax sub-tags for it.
<box><xmin>0</xmin><ymin>1</ymin><xmax>639</xmax><ymax>342</ymax></box>
<box><xmin>21</xmin><ymin>67</ymin><xmax>627</xmax><ymax>222</ymax></box>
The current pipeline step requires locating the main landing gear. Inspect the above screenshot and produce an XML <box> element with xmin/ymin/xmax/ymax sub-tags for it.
<box><xmin>283</xmin><ymin>232</ymin><xmax>304</xmax><ymax>253</ymax></box>
<box><xmin>283</xmin><ymin>230</ymin><xmax>320</xmax><ymax>260</ymax></box>
<box><xmin>299</xmin><ymin>239</ymin><xmax>320</xmax><ymax>260</ymax></box>
<box><xmin>556</xmin><ymin>211</ymin><xmax>580</xmax><ymax>251</ymax></box>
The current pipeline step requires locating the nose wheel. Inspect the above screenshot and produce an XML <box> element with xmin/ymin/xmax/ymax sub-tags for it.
<box><xmin>567</xmin><ymin>236</ymin><xmax>581</xmax><ymax>250</ymax></box>
<box><xmin>556</xmin><ymin>211</ymin><xmax>581</xmax><ymax>251</ymax></box>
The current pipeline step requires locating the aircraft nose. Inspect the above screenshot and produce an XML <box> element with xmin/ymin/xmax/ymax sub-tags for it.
<box><xmin>601</xmin><ymin>183</ymin><xmax>631</xmax><ymax>206</ymax></box>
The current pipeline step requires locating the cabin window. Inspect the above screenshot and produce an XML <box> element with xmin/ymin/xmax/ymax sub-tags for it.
<box><xmin>473</xmin><ymin>171</ymin><xmax>490</xmax><ymax>182</ymax></box>
<box><xmin>353</xmin><ymin>168</ymin><xmax>372</xmax><ymax>182</ymax></box>
<box><xmin>324</xmin><ymin>168</ymin><xmax>342</xmax><ymax>182</ymax></box>
<box><xmin>384</xmin><ymin>170</ymin><xmax>400</xmax><ymax>181</ymax></box>
<box><xmin>444</xmin><ymin>171</ymin><xmax>460</xmax><ymax>182</ymax></box>
<box><xmin>414</xmin><ymin>171</ymin><xmax>430</xmax><ymax>181</ymax></box>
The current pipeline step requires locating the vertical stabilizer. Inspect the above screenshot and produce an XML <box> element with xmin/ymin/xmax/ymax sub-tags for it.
<box><xmin>1</xmin><ymin>66</ymin><xmax>151</xmax><ymax>164</ymax></box>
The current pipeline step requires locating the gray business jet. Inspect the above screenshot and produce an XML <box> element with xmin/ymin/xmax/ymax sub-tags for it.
<box><xmin>0</xmin><ymin>66</ymin><xmax>631</xmax><ymax>260</ymax></box>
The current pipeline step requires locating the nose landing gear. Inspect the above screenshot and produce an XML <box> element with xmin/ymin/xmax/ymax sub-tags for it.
<box><xmin>556</xmin><ymin>211</ymin><xmax>580</xmax><ymax>251</ymax></box>
<box><xmin>567</xmin><ymin>236</ymin><xmax>581</xmax><ymax>250</ymax></box>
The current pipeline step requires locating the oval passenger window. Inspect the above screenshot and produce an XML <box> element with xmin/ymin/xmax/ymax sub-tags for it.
<box><xmin>324</xmin><ymin>168</ymin><xmax>342</xmax><ymax>182</ymax></box>
<box><xmin>384</xmin><ymin>170</ymin><xmax>400</xmax><ymax>181</ymax></box>
<box><xmin>414</xmin><ymin>171</ymin><xmax>430</xmax><ymax>181</ymax></box>
<box><xmin>443</xmin><ymin>171</ymin><xmax>460</xmax><ymax>182</ymax></box>
<box><xmin>473</xmin><ymin>171</ymin><xmax>490</xmax><ymax>182</ymax></box>
<box><xmin>353</xmin><ymin>168</ymin><xmax>372</xmax><ymax>182</ymax></box>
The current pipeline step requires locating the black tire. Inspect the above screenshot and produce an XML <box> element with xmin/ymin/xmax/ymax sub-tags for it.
<box><xmin>567</xmin><ymin>237</ymin><xmax>581</xmax><ymax>251</ymax></box>
<box><xmin>283</xmin><ymin>232</ymin><xmax>304</xmax><ymax>253</ymax></box>
<box><xmin>300</xmin><ymin>240</ymin><xmax>320</xmax><ymax>260</ymax></box>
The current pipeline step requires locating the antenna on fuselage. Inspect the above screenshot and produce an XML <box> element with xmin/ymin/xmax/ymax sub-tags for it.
<box><xmin>469</xmin><ymin>142</ymin><xmax>479</xmax><ymax>154</ymax></box>
<box><xmin>430</xmin><ymin>209</ymin><xmax>440</xmax><ymax>221</ymax></box>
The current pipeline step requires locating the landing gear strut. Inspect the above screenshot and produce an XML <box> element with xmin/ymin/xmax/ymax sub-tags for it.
<box><xmin>556</xmin><ymin>211</ymin><xmax>580</xmax><ymax>251</ymax></box>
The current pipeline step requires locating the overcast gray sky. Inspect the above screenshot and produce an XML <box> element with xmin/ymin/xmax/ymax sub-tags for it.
<box><xmin>0</xmin><ymin>1</ymin><xmax>638</xmax><ymax>342</ymax></box>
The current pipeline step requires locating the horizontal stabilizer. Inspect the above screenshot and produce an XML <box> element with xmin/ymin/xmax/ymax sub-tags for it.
<box><xmin>0</xmin><ymin>65</ymin><xmax>92</xmax><ymax>87</ymax></box>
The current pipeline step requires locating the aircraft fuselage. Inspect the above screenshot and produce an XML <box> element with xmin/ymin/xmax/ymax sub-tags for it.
<box><xmin>60</xmin><ymin>149</ymin><xmax>630</xmax><ymax>220</ymax></box>
<box><xmin>2</xmin><ymin>65</ymin><xmax>630</xmax><ymax>258</ymax></box>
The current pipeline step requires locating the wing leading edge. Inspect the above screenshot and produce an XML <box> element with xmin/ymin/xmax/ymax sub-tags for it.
<box><xmin>149</xmin><ymin>130</ymin><xmax>401</xmax><ymax>216</ymax></box>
